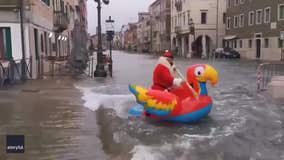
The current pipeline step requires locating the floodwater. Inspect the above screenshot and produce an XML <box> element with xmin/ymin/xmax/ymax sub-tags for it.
<box><xmin>76</xmin><ymin>51</ymin><xmax>284</xmax><ymax>160</ymax></box>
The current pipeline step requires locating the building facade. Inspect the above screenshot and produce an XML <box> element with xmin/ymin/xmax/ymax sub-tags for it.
<box><xmin>171</xmin><ymin>0</ymin><xmax>226</xmax><ymax>58</ymax></box>
<box><xmin>120</xmin><ymin>25</ymin><xmax>129</xmax><ymax>50</ymax></box>
<box><xmin>124</xmin><ymin>23</ymin><xmax>138</xmax><ymax>51</ymax></box>
<box><xmin>225</xmin><ymin>0</ymin><xmax>284</xmax><ymax>60</ymax></box>
<box><xmin>69</xmin><ymin>0</ymin><xmax>89</xmax><ymax>68</ymax></box>
<box><xmin>112</xmin><ymin>32</ymin><xmax>122</xmax><ymax>50</ymax></box>
<box><xmin>149</xmin><ymin>0</ymin><xmax>171</xmax><ymax>54</ymax></box>
<box><xmin>137</xmin><ymin>12</ymin><xmax>151</xmax><ymax>53</ymax></box>
<box><xmin>89</xmin><ymin>33</ymin><xmax>108</xmax><ymax>51</ymax></box>
<box><xmin>0</xmin><ymin>0</ymin><xmax>87</xmax><ymax>80</ymax></box>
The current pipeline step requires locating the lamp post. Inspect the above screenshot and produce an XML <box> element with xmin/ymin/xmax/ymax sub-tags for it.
<box><xmin>94</xmin><ymin>0</ymin><xmax>110</xmax><ymax>77</ymax></box>
<box><xmin>105</xmin><ymin>16</ymin><xmax>115</xmax><ymax>77</ymax></box>
<box><xmin>20</xmin><ymin>0</ymin><xmax>27</xmax><ymax>81</ymax></box>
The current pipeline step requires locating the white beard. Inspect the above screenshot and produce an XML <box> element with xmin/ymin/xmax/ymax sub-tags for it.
<box><xmin>157</xmin><ymin>57</ymin><xmax>177</xmax><ymax>76</ymax></box>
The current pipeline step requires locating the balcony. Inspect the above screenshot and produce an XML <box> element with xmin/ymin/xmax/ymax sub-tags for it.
<box><xmin>0</xmin><ymin>0</ymin><xmax>20</xmax><ymax>8</ymax></box>
<box><xmin>53</xmin><ymin>11</ymin><xmax>69</xmax><ymax>33</ymax></box>
<box><xmin>175</xmin><ymin>26</ymin><xmax>181</xmax><ymax>34</ymax></box>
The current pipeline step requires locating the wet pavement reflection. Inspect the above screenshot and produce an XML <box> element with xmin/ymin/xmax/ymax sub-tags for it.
<box><xmin>0</xmin><ymin>78</ymin><xmax>107</xmax><ymax>160</ymax></box>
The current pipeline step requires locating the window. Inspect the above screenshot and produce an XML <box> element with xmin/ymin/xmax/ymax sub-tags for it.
<box><xmin>227</xmin><ymin>0</ymin><xmax>231</xmax><ymax>8</ymax></box>
<box><xmin>278</xmin><ymin>4</ymin><xmax>284</xmax><ymax>20</ymax></box>
<box><xmin>264</xmin><ymin>38</ymin><xmax>269</xmax><ymax>48</ymax></box>
<box><xmin>239</xmin><ymin>14</ymin><xmax>244</xmax><ymax>27</ymax></box>
<box><xmin>44</xmin><ymin>32</ymin><xmax>48</xmax><ymax>55</ymax></box>
<box><xmin>223</xmin><ymin>13</ymin><xmax>226</xmax><ymax>24</ymax></box>
<box><xmin>279</xmin><ymin>38</ymin><xmax>284</xmax><ymax>48</ymax></box>
<box><xmin>226</xmin><ymin>17</ymin><xmax>231</xmax><ymax>29</ymax></box>
<box><xmin>41</xmin><ymin>0</ymin><xmax>50</xmax><ymax>6</ymax></box>
<box><xmin>249</xmin><ymin>39</ymin><xmax>252</xmax><ymax>48</ymax></box>
<box><xmin>178</xmin><ymin>14</ymin><xmax>181</xmax><ymax>26</ymax></box>
<box><xmin>264</xmin><ymin>7</ymin><xmax>271</xmax><ymax>23</ymax></box>
<box><xmin>171</xmin><ymin>18</ymin><xmax>174</xmax><ymax>29</ymax></box>
<box><xmin>187</xmin><ymin>11</ymin><xmax>191</xmax><ymax>24</ymax></box>
<box><xmin>234</xmin><ymin>40</ymin><xmax>237</xmax><ymax>48</ymax></box>
<box><xmin>239</xmin><ymin>40</ymin><xmax>243</xmax><ymax>48</ymax></box>
<box><xmin>248</xmin><ymin>11</ymin><xmax>254</xmax><ymax>26</ymax></box>
<box><xmin>0</xmin><ymin>27</ymin><xmax>12</xmax><ymax>60</ymax></box>
<box><xmin>256</xmin><ymin>9</ymin><xmax>262</xmax><ymax>24</ymax></box>
<box><xmin>201</xmin><ymin>11</ymin><xmax>207</xmax><ymax>24</ymax></box>
<box><xmin>41</xmin><ymin>34</ymin><xmax>44</xmax><ymax>52</ymax></box>
<box><xmin>235</xmin><ymin>0</ymin><xmax>239</xmax><ymax>6</ymax></box>
<box><xmin>234</xmin><ymin>16</ymin><xmax>239</xmax><ymax>28</ymax></box>
<box><xmin>49</xmin><ymin>37</ymin><xmax>52</xmax><ymax>56</ymax></box>
<box><xmin>183</xmin><ymin>12</ymin><xmax>186</xmax><ymax>26</ymax></box>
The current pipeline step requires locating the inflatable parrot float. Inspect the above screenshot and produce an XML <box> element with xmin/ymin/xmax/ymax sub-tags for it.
<box><xmin>128</xmin><ymin>64</ymin><xmax>219</xmax><ymax>123</ymax></box>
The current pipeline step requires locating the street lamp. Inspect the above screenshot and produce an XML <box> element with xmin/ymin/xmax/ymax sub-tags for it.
<box><xmin>20</xmin><ymin>0</ymin><xmax>27</xmax><ymax>81</ymax></box>
<box><xmin>105</xmin><ymin>16</ymin><xmax>115</xmax><ymax>77</ymax></box>
<box><xmin>94</xmin><ymin>0</ymin><xmax>110</xmax><ymax>77</ymax></box>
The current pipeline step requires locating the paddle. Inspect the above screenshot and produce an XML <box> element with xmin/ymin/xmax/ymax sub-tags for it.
<box><xmin>175</xmin><ymin>68</ymin><xmax>199</xmax><ymax>100</ymax></box>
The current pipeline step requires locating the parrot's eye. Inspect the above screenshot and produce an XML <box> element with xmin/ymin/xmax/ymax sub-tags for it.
<box><xmin>194</xmin><ymin>67</ymin><xmax>205</xmax><ymax>76</ymax></box>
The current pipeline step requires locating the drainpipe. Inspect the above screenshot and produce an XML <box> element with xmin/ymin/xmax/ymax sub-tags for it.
<box><xmin>20</xmin><ymin>0</ymin><xmax>27</xmax><ymax>81</ymax></box>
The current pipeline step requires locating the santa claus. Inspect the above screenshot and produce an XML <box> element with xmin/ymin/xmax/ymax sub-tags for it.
<box><xmin>151</xmin><ymin>50</ymin><xmax>183</xmax><ymax>91</ymax></box>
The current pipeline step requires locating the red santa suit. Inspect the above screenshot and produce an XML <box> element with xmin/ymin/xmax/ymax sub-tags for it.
<box><xmin>151</xmin><ymin>56</ymin><xmax>182</xmax><ymax>91</ymax></box>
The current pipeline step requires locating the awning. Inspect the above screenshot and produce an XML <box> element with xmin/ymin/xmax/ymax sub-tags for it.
<box><xmin>223</xmin><ymin>35</ymin><xmax>237</xmax><ymax>40</ymax></box>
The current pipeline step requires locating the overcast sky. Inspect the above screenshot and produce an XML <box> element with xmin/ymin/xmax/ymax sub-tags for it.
<box><xmin>87</xmin><ymin>0</ymin><xmax>155</xmax><ymax>35</ymax></box>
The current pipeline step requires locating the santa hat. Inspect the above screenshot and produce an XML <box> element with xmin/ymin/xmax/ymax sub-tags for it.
<box><xmin>163</xmin><ymin>50</ymin><xmax>174</xmax><ymax>59</ymax></box>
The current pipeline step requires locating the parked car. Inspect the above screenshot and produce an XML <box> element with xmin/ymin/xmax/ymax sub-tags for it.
<box><xmin>213</xmin><ymin>47</ymin><xmax>240</xmax><ymax>59</ymax></box>
<box><xmin>213</xmin><ymin>48</ymin><xmax>224</xmax><ymax>57</ymax></box>
<box><xmin>93</xmin><ymin>48</ymin><xmax>106</xmax><ymax>52</ymax></box>
<box><xmin>142</xmin><ymin>48</ymin><xmax>150</xmax><ymax>53</ymax></box>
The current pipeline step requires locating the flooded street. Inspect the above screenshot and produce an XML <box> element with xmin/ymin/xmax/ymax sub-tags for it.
<box><xmin>0</xmin><ymin>50</ymin><xmax>283</xmax><ymax>160</ymax></box>
<box><xmin>76</xmin><ymin>51</ymin><xmax>284</xmax><ymax>160</ymax></box>
<box><xmin>0</xmin><ymin>77</ymin><xmax>107</xmax><ymax>160</ymax></box>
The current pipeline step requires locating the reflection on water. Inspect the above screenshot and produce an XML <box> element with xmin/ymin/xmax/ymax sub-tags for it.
<box><xmin>0</xmin><ymin>79</ymin><xmax>107</xmax><ymax>160</ymax></box>
<box><xmin>77</xmin><ymin>51</ymin><xmax>284</xmax><ymax>160</ymax></box>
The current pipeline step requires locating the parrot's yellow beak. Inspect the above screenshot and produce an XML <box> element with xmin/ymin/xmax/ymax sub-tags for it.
<box><xmin>197</xmin><ymin>64</ymin><xmax>219</xmax><ymax>86</ymax></box>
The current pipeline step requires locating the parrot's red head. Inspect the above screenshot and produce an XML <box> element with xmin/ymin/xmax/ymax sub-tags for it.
<box><xmin>186</xmin><ymin>64</ymin><xmax>219</xmax><ymax>95</ymax></box>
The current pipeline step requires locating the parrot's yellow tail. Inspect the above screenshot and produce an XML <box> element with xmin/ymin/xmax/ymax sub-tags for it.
<box><xmin>128</xmin><ymin>84</ymin><xmax>151</xmax><ymax>104</ymax></box>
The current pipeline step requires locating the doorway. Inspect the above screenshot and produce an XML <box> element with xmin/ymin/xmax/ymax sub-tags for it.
<box><xmin>256</xmin><ymin>39</ymin><xmax>261</xmax><ymax>59</ymax></box>
<box><xmin>281</xmin><ymin>48</ymin><xmax>284</xmax><ymax>61</ymax></box>
<box><xmin>192</xmin><ymin>35</ymin><xmax>212</xmax><ymax>58</ymax></box>
<box><xmin>281</xmin><ymin>39</ymin><xmax>284</xmax><ymax>61</ymax></box>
